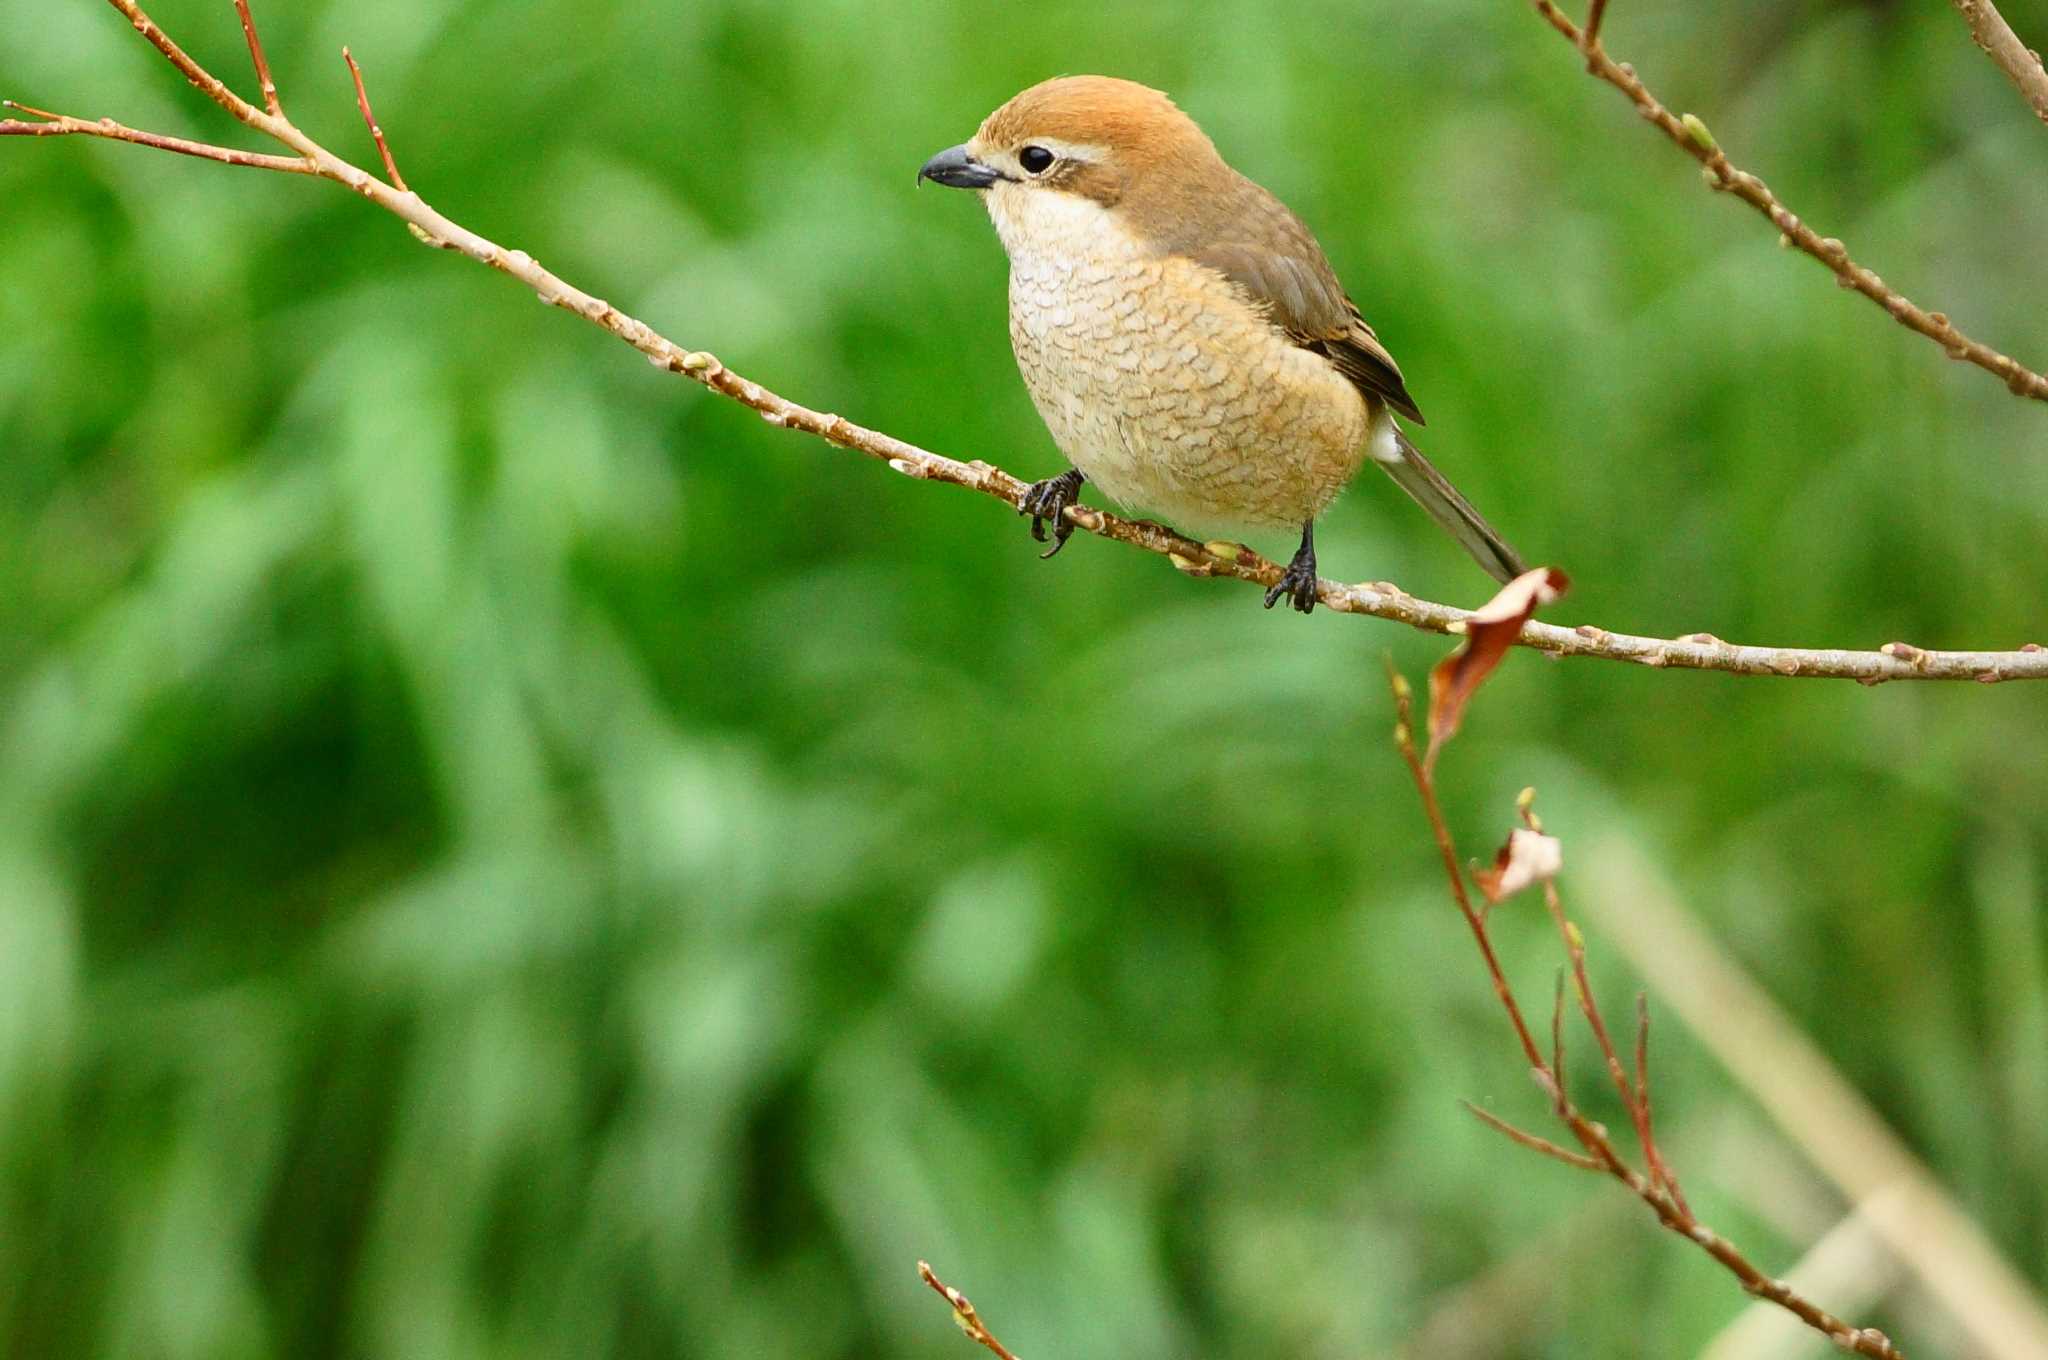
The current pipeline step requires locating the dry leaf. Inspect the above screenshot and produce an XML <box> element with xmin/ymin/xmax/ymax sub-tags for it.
<box><xmin>1426</xmin><ymin>567</ymin><xmax>1569</xmax><ymax>772</ymax></box>
<box><xmin>1474</xmin><ymin>827</ymin><xmax>1564</xmax><ymax>904</ymax></box>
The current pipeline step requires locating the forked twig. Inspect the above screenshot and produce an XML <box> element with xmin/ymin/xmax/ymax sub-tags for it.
<box><xmin>1390</xmin><ymin>582</ymin><xmax>1906</xmax><ymax>1359</ymax></box>
<box><xmin>1582</xmin><ymin>0</ymin><xmax>1610</xmax><ymax>49</ymax></box>
<box><xmin>1529</xmin><ymin>826</ymin><xmax>1692</xmax><ymax>1218</ymax></box>
<box><xmin>1527</xmin><ymin>0</ymin><xmax>2048</xmax><ymax>404</ymax></box>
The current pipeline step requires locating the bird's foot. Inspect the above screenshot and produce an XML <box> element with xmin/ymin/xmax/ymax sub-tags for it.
<box><xmin>1263</xmin><ymin>529</ymin><xmax>1320</xmax><ymax>614</ymax></box>
<box><xmin>1019</xmin><ymin>468</ymin><xmax>1087</xmax><ymax>559</ymax></box>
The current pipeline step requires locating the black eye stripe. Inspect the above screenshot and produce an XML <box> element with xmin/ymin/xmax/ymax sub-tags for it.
<box><xmin>1018</xmin><ymin>145</ymin><xmax>1054</xmax><ymax>175</ymax></box>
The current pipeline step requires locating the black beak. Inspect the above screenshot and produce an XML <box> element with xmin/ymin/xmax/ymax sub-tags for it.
<box><xmin>917</xmin><ymin>143</ymin><xmax>1003</xmax><ymax>190</ymax></box>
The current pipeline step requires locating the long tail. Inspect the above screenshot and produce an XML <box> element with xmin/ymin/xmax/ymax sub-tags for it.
<box><xmin>1377</xmin><ymin>428</ymin><xmax>1527</xmax><ymax>584</ymax></box>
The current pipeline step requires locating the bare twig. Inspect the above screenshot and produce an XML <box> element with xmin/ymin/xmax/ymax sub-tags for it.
<box><xmin>232</xmin><ymin>0</ymin><xmax>280</xmax><ymax>116</ymax></box>
<box><xmin>1527</xmin><ymin>1</ymin><xmax>2048</xmax><ymax>404</ymax></box>
<box><xmin>1631</xmin><ymin>992</ymin><xmax>1687</xmax><ymax>1213</ymax></box>
<box><xmin>5</xmin><ymin>0</ymin><xmax>2047</xmax><ymax>684</ymax></box>
<box><xmin>341</xmin><ymin>47</ymin><xmax>406</xmax><ymax>190</ymax></box>
<box><xmin>1462</xmin><ymin>1100</ymin><xmax>1604</xmax><ymax>1172</ymax></box>
<box><xmin>1391</xmin><ymin>665</ymin><xmax>1906</xmax><ymax>1359</ymax></box>
<box><xmin>0</xmin><ymin>103</ymin><xmax>310</xmax><ymax>173</ymax></box>
<box><xmin>1548</xmin><ymin>974</ymin><xmax>1568</xmax><ymax>1104</ymax></box>
<box><xmin>1950</xmin><ymin>0</ymin><xmax>2048</xmax><ymax>129</ymax></box>
<box><xmin>108</xmin><ymin>0</ymin><xmax>265</xmax><ymax>126</ymax></box>
<box><xmin>919</xmin><ymin>1262</ymin><xmax>1023</xmax><ymax>1360</ymax></box>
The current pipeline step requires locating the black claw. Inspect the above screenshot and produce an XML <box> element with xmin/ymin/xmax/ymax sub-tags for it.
<box><xmin>1018</xmin><ymin>468</ymin><xmax>1087</xmax><ymax>559</ymax></box>
<box><xmin>1263</xmin><ymin>521</ymin><xmax>1319</xmax><ymax>614</ymax></box>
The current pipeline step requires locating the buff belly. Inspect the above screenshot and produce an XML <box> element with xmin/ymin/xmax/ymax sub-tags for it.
<box><xmin>1006</xmin><ymin>254</ymin><xmax>1372</xmax><ymax>540</ymax></box>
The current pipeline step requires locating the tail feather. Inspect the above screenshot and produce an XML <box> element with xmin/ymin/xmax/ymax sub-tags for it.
<box><xmin>1378</xmin><ymin>429</ymin><xmax>1527</xmax><ymax>584</ymax></box>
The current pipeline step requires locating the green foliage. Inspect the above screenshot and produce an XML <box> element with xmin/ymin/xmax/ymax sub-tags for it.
<box><xmin>2</xmin><ymin>1</ymin><xmax>2046</xmax><ymax>1355</ymax></box>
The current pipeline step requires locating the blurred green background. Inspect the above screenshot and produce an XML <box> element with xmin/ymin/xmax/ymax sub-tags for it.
<box><xmin>4</xmin><ymin>0</ymin><xmax>2047</xmax><ymax>1355</ymax></box>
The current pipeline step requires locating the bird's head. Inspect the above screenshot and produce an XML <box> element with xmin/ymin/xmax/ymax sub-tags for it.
<box><xmin>918</xmin><ymin>76</ymin><xmax>1230</xmax><ymax>258</ymax></box>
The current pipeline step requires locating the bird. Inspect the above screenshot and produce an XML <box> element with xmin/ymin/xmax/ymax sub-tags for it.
<box><xmin>916</xmin><ymin>75</ymin><xmax>1527</xmax><ymax>613</ymax></box>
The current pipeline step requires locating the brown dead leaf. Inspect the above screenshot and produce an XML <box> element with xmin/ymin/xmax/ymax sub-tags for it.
<box><xmin>1473</xmin><ymin>826</ymin><xmax>1564</xmax><ymax>905</ymax></box>
<box><xmin>1426</xmin><ymin>567</ymin><xmax>1569</xmax><ymax>772</ymax></box>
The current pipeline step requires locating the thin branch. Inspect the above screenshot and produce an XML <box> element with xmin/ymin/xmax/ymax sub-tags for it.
<box><xmin>1462</xmin><ymin>1100</ymin><xmax>1605</xmax><ymax>1172</ymax></box>
<box><xmin>1631</xmin><ymin>995</ymin><xmax>1648</xmax><ymax>1131</ymax></box>
<box><xmin>1390</xmin><ymin>667</ymin><xmax>1549</xmax><ymax>1075</ymax></box>
<box><xmin>342</xmin><ymin>47</ymin><xmax>406</xmax><ymax>190</ymax></box>
<box><xmin>918</xmin><ymin>1262</ymin><xmax>1023</xmax><ymax>1360</ymax></box>
<box><xmin>1527</xmin><ymin>0</ymin><xmax>2048</xmax><ymax>404</ymax></box>
<box><xmin>1632</xmin><ymin>992</ymin><xmax>1688</xmax><ymax>1216</ymax></box>
<box><xmin>6</xmin><ymin>0</ymin><xmax>2047</xmax><ymax>684</ymax></box>
<box><xmin>0</xmin><ymin>104</ymin><xmax>311</xmax><ymax>174</ymax></box>
<box><xmin>232</xmin><ymin>0</ymin><xmax>281</xmax><ymax>116</ymax></box>
<box><xmin>1950</xmin><ymin>0</ymin><xmax>2048</xmax><ymax>129</ymax></box>
<box><xmin>1391</xmin><ymin>672</ymin><xmax>1907</xmax><ymax>1359</ymax></box>
<box><xmin>1549</xmin><ymin>973</ymin><xmax>1568</xmax><ymax>1108</ymax></box>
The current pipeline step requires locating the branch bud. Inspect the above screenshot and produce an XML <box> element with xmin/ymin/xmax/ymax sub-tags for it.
<box><xmin>1679</xmin><ymin>113</ymin><xmax>1718</xmax><ymax>153</ymax></box>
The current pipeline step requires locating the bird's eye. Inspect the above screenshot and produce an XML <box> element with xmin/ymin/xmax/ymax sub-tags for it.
<box><xmin>1018</xmin><ymin>145</ymin><xmax>1055</xmax><ymax>175</ymax></box>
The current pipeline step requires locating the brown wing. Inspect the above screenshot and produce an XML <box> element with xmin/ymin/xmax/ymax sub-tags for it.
<box><xmin>1142</xmin><ymin>164</ymin><xmax>1424</xmax><ymax>422</ymax></box>
<box><xmin>1306</xmin><ymin>304</ymin><xmax>1426</xmax><ymax>427</ymax></box>
<box><xmin>1187</xmin><ymin>239</ymin><xmax>1425</xmax><ymax>426</ymax></box>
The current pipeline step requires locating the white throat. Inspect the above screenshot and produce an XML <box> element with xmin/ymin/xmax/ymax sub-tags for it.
<box><xmin>981</xmin><ymin>184</ymin><xmax>1145</xmax><ymax>275</ymax></box>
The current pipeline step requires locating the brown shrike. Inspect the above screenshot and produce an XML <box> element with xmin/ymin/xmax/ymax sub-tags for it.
<box><xmin>918</xmin><ymin>75</ymin><xmax>1527</xmax><ymax>612</ymax></box>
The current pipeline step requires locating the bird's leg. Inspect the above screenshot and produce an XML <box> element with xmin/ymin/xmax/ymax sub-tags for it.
<box><xmin>1019</xmin><ymin>467</ymin><xmax>1088</xmax><ymax>559</ymax></box>
<box><xmin>1263</xmin><ymin>521</ymin><xmax>1320</xmax><ymax>614</ymax></box>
